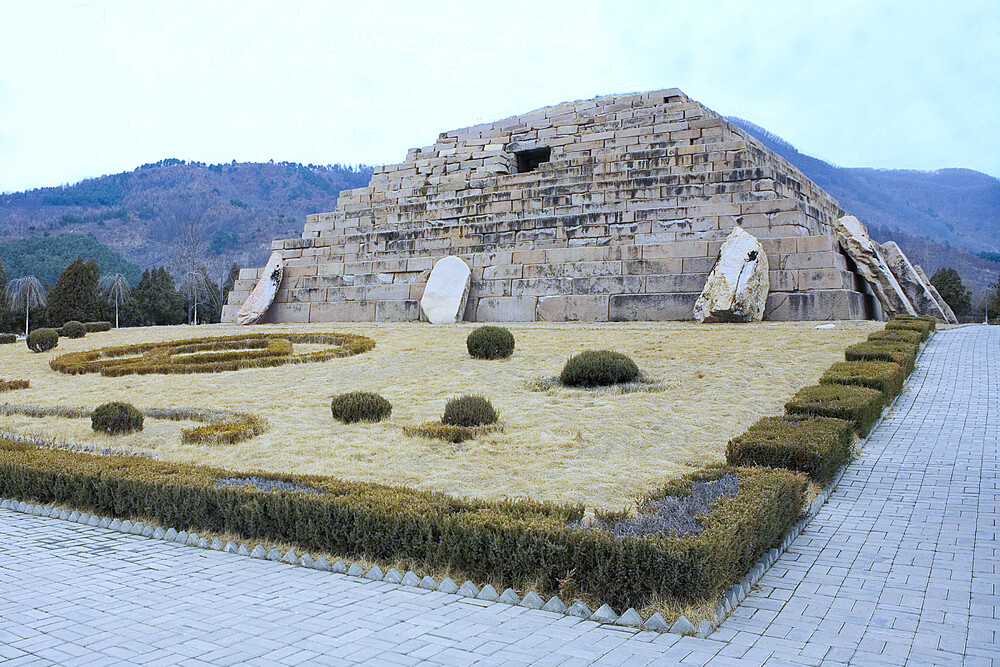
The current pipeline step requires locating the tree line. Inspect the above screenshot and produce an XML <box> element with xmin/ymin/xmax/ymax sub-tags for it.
<box><xmin>0</xmin><ymin>257</ymin><xmax>240</xmax><ymax>335</ymax></box>
<box><xmin>930</xmin><ymin>267</ymin><xmax>1000</xmax><ymax>322</ymax></box>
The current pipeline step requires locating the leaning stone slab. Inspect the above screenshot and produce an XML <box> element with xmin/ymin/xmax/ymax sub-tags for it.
<box><xmin>834</xmin><ymin>215</ymin><xmax>915</xmax><ymax>318</ymax></box>
<box><xmin>237</xmin><ymin>251</ymin><xmax>284</xmax><ymax>325</ymax></box>
<box><xmin>881</xmin><ymin>241</ymin><xmax>950</xmax><ymax>322</ymax></box>
<box><xmin>420</xmin><ymin>256</ymin><xmax>471</xmax><ymax>324</ymax></box>
<box><xmin>914</xmin><ymin>264</ymin><xmax>958</xmax><ymax>323</ymax></box>
<box><xmin>694</xmin><ymin>226</ymin><xmax>769</xmax><ymax>323</ymax></box>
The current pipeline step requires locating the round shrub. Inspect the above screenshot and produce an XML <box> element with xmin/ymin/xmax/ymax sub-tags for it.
<box><xmin>467</xmin><ymin>325</ymin><xmax>515</xmax><ymax>359</ymax></box>
<box><xmin>91</xmin><ymin>402</ymin><xmax>144</xmax><ymax>435</ymax></box>
<box><xmin>442</xmin><ymin>395</ymin><xmax>498</xmax><ymax>427</ymax></box>
<box><xmin>331</xmin><ymin>391</ymin><xmax>392</xmax><ymax>423</ymax></box>
<box><xmin>560</xmin><ymin>349</ymin><xmax>640</xmax><ymax>387</ymax></box>
<box><xmin>26</xmin><ymin>328</ymin><xmax>59</xmax><ymax>353</ymax></box>
<box><xmin>61</xmin><ymin>321</ymin><xmax>87</xmax><ymax>339</ymax></box>
<box><xmin>0</xmin><ymin>333</ymin><xmax>16</xmax><ymax>345</ymax></box>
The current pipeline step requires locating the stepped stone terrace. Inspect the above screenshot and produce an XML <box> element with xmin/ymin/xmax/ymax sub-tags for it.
<box><xmin>223</xmin><ymin>88</ymin><xmax>876</xmax><ymax>323</ymax></box>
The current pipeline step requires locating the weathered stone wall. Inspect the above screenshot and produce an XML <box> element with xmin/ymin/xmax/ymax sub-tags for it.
<box><xmin>224</xmin><ymin>88</ymin><xmax>872</xmax><ymax>323</ymax></box>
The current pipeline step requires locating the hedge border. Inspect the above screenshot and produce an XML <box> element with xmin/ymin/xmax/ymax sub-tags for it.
<box><xmin>49</xmin><ymin>332</ymin><xmax>375</xmax><ymax>376</ymax></box>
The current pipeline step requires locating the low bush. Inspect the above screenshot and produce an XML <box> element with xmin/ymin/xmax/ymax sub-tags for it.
<box><xmin>330</xmin><ymin>392</ymin><xmax>392</xmax><ymax>424</ymax></box>
<box><xmin>560</xmin><ymin>350</ymin><xmax>640</xmax><ymax>387</ymax></box>
<box><xmin>0</xmin><ymin>379</ymin><xmax>29</xmax><ymax>393</ymax></box>
<box><xmin>844</xmin><ymin>340</ymin><xmax>918</xmax><ymax>375</ymax></box>
<box><xmin>181</xmin><ymin>413</ymin><xmax>269</xmax><ymax>445</ymax></box>
<box><xmin>0</xmin><ymin>440</ymin><xmax>805</xmax><ymax>609</ymax></box>
<box><xmin>27</xmin><ymin>329</ymin><xmax>59</xmax><ymax>353</ymax></box>
<box><xmin>467</xmin><ymin>326</ymin><xmax>516</xmax><ymax>359</ymax></box>
<box><xmin>885</xmin><ymin>317</ymin><xmax>933</xmax><ymax>341</ymax></box>
<box><xmin>60</xmin><ymin>321</ymin><xmax>87</xmax><ymax>339</ymax></box>
<box><xmin>0</xmin><ymin>333</ymin><xmax>16</xmax><ymax>345</ymax></box>
<box><xmin>785</xmin><ymin>384</ymin><xmax>884</xmax><ymax>436</ymax></box>
<box><xmin>85</xmin><ymin>321</ymin><xmax>112</xmax><ymax>333</ymax></box>
<box><xmin>442</xmin><ymin>395</ymin><xmax>498</xmax><ymax>427</ymax></box>
<box><xmin>404</xmin><ymin>421</ymin><xmax>477</xmax><ymax>444</ymax></box>
<box><xmin>727</xmin><ymin>415</ymin><xmax>853</xmax><ymax>485</ymax></box>
<box><xmin>91</xmin><ymin>402</ymin><xmax>144</xmax><ymax>435</ymax></box>
<box><xmin>821</xmin><ymin>360</ymin><xmax>906</xmax><ymax>400</ymax></box>
<box><xmin>50</xmin><ymin>332</ymin><xmax>375</xmax><ymax>376</ymax></box>
<box><xmin>867</xmin><ymin>328</ymin><xmax>922</xmax><ymax>346</ymax></box>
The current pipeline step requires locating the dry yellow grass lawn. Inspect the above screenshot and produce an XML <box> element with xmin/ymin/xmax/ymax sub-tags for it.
<box><xmin>0</xmin><ymin>320</ymin><xmax>879</xmax><ymax>511</ymax></box>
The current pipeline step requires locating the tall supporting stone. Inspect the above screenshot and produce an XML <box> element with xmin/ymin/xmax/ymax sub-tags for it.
<box><xmin>694</xmin><ymin>227</ymin><xmax>769</xmax><ymax>323</ymax></box>
<box><xmin>833</xmin><ymin>216</ymin><xmax>915</xmax><ymax>319</ymax></box>
<box><xmin>236</xmin><ymin>251</ymin><xmax>284</xmax><ymax>325</ymax></box>
<box><xmin>881</xmin><ymin>241</ymin><xmax>953</xmax><ymax>323</ymax></box>
<box><xmin>914</xmin><ymin>264</ymin><xmax>958</xmax><ymax>324</ymax></box>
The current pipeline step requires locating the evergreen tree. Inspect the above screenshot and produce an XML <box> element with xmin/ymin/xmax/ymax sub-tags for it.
<box><xmin>930</xmin><ymin>268</ymin><xmax>971</xmax><ymax>316</ymax></box>
<box><xmin>222</xmin><ymin>263</ymin><xmax>240</xmax><ymax>304</ymax></box>
<box><xmin>136</xmin><ymin>267</ymin><xmax>186</xmax><ymax>326</ymax></box>
<box><xmin>46</xmin><ymin>257</ymin><xmax>100</xmax><ymax>325</ymax></box>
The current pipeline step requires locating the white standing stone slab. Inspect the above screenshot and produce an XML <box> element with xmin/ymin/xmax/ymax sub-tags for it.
<box><xmin>880</xmin><ymin>241</ymin><xmax>952</xmax><ymax>323</ymax></box>
<box><xmin>420</xmin><ymin>256</ymin><xmax>471</xmax><ymax>324</ymax></box>
<box><xmin>237</xmin><ymin>251</ymin><xmax>284</xmax><ymax>325</ymax></box>
<box><xmin>694</xmin><ymin>226</ymin><xmax>769</xmax><ymax>323</ymax></box>
<box><xmin>834</xmin><ymin>216</ymin><xmax>916</xmax><ymax>318</ymax></box>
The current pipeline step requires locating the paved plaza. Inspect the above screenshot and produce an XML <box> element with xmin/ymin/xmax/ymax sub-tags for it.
<box><xmin>1</xmin><ymin>326</ymin><xmax>997</xmax><ymax>666</ymax></box>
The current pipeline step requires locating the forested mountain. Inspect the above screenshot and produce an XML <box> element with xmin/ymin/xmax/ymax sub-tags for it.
<box><xmin>0</xmin><ymin>160</ymin><xmax>373</xmax><ymax>281</ymax></box>
<box><xmin>728</xmin><ymin>117</ymin><xmax>1000</xmax><ymax>290</ymax></box>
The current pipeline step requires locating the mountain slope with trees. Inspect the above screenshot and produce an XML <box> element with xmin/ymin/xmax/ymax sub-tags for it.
<box><xmin>0</xmin><ymin>159</ymin><xmax>373</xmax><ymax>281</ymax></box>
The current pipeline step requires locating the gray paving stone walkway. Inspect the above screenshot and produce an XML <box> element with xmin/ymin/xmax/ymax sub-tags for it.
<box><xmin>1</xmin><ymin>325</ymin><xmax>997</xmax><ymax>666</ymax></box>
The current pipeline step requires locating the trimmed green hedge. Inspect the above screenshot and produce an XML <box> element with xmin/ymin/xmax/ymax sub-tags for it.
<box><xmin>885</xmin><ymin>318</ymin><xmax>933</xmax><ymax>341</ymax></box>
<box><xmin>85</xmin><ymin>321</ymin><xmax>113</xmax><ymax>333</ymax></box>
<box><xmin>0</xmin><ymin>333</ymin><xmax>16</xmax><ymax>345</ymax></box>
<box><xmin>60</xmin><ymin>321</ymin><xmax>87</xmax><ymax>339</ymax></box>
<box><xmin>867</xmin><ymin>328</ymin><xmax>923</xmax><ymax>346</ymax></box>
<box><xmin>0</xmin><ymin>441</ymin><xmax>805</xmax><ymax>609</ymax></box>
<box><xmin>727</xmin><ymin>415</ymin><xmax>853</xmax><ymax>485</ymax></box>
<box><xmin>821</xmin><ymin>360</ymin><xmax>906</xmax><ymax>401</ymax></box>
<box><xmin>844</xmin><ymin>340</ymin><xmax>918</xmax><ymax>375</ymax></box>
<box><xmin>785</xmin><ymin>383</ymin><xmax>884</xmax><ymax>436</ymax></box>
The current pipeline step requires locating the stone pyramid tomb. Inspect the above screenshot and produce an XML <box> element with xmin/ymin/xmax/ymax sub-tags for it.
<box><xmin>224</xmin><ymin>88</ymin><xmax>939</xmax><ymax>324</ymax></box>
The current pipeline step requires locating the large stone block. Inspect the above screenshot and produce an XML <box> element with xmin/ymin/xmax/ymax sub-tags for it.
<box><xmin>610</xmin><ymin>293</ymin><xmax>698</xmax><ymax>321</ymax></box>
<box><xmin>764</xmin><ymin>290</ymin><xmax>867</xmax><ymax>321</ymax></box>
<box><xmin>311</xmin><ymin>301</ymin><xmax>376</xmax><ymax>322</ymax></box>
<box><xmin>475</xmin><ymin>296</ymin><xmax>537</xmax><ymax>321</ymax></box>
<box><xmin>694</xmin><ymin>226</ymin><xmax>769</xmax><ymax>323</ymax></box>
<box><xmin>536</xmin><ymin>295</ymin><xmax>610</xmax><ymax>321</ymax></box>
<box><xmin>834</xmin><ymin>215</ymin><xmax>915</xmax><ymax>318</ymax></box>
<box><xmin>375</xmin><ymin>300</ymin><xmax>421</xmax><ymax>322</ymax></box>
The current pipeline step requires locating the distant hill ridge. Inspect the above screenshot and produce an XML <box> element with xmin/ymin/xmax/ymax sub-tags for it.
<box><xmin>0</xmin><ymin>160</ymin><xmax>373</xmax><ymax>279</ymax></box>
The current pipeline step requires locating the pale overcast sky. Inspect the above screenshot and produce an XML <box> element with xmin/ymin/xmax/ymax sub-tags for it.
<box><xmin>1</xmin><ymin>0</ymin><xmax>997</xmax><ymax>193</ymax></box>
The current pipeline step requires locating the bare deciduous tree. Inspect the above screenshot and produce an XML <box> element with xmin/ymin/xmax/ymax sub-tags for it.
<box><xmin>6</xmin><ymin>276</ymin><xmax>46</xmax><ymax>337</ymax></box>
<box><xmin>98</xmin><ymin>273</ymin><xmax>132</xmax><ymax>329</ymax></box>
